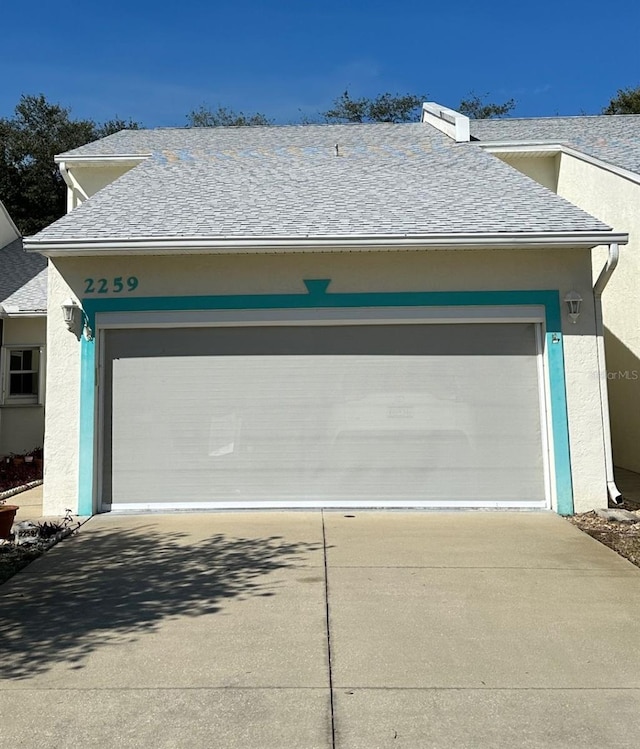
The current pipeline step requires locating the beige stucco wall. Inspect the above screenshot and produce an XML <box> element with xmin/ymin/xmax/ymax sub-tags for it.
<box><xmin>2</xmin><ymin>316</ymin><xmax>44</xmax><ymax>345</ymax></box>
<box><xmin>556</xmin><ymin>153</ymin><xmax>640</xmax><ymax>473</ymax></box>
<box><xmin>0</xmin><ymin>316</ymin><xmax>46</xmax><ymax>457</ymax></box>
<box><xmin>497</xmin><ymin>154</ymin><xmax>560</xmax><ymax>193</ymax></box>
<box><xmin>43</xmin><ymin>266</ymin><xmax>80</xmax><ymax>514</ymax></box>
<box><xmin>44</xmin><ymin>248</ymin><xmax>606</xmax><ymax>515</ymax></box>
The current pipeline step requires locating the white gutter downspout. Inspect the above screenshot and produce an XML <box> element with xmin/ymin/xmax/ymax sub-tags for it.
<box><xmin>593</xmin><ymin>243</ymin><xmax>622</xmax><ymax>504</ymax></box>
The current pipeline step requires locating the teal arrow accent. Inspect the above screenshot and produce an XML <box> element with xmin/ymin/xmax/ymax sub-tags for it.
<box><xmin>303</xmin><ymin>279</ymin><xmax>331</xmax><ymax>295</ymax></box>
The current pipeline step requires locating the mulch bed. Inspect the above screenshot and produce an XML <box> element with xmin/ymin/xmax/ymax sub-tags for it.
<box><xmin>568</xmin><ymin>500</ymin><xmax>640</xmax><ymax>568</ymax></box>
<box><xmin>0</xmin><ymin>455</ymin><xmax>43</xmax><ymax>494</ymax></box>
<box><xmin>0</xmin><ymin>507</ymin><xmax>79</xmax><ymax>587</ymax></box>
<box><xmin>0</xmin><ymin>452</ymin><xmax>75</xmax><ymax>587</ymax></box>
<box><xmin>0</xmin><ymin>541</ymin><xmax>48</xmax><ymax>585</ymax></box>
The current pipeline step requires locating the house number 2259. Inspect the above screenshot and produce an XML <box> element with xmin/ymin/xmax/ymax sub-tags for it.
<box><xmin>84</xmin><ymin>276</ymin><xmax>139</xmax><ymax>294</ymax></box>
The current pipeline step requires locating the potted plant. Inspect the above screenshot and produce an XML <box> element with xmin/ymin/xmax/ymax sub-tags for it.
<box><xmin>0</xmin><ymin>497</ymin><xmax>19</xmax><ymax>540</ymax></box>
<box><xmin>30</xmin><ymin>448</ymin><xmax>44</xmax><ymax>475</ymax></box>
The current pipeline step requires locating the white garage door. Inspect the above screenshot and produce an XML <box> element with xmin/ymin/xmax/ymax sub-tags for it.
<box><xmin>101</xmin><ymin>323</ymin><xmax>548</xmax><ymax>509</ymax></box>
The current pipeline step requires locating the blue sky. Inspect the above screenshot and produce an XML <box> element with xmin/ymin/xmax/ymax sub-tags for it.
<box><xmin>2</xmin><ymin>0</ymin><xmax>638</xmax><ymax>127</ymax></box>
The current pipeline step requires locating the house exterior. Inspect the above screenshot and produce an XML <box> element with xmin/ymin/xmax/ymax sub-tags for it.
<box><xmin>25</xmin><ymin>105</ymin><xmax>628</xmax><ymax>517</ymax></box>
<box><xmin>470</xmin><ymin>115</ymin><xmax>640</xmax><ymax>476</ymax></box>
<box><xmin>0</xmin><ymin>201</ymin><xmax>47</xmax><ymax>457</ymax></box>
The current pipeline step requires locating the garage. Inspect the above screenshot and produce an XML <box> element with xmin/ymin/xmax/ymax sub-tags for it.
<box><xmin>100</xmin><ymin>319</ymin><xmax>549</xmax><ymax>510</ymax></box>
<box><xmin>26</xmin><ymin>116</ymin><xmax>626</xmax><ymax>517</ymax></box>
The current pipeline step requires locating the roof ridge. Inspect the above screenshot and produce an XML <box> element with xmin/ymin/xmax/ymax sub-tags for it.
<box><xmin>118</xmin><ymin>122</ymin><xmax>422</xmax><ymax>133</ymax></box>
<box><xmin>474</xmin><ymin>114</ymin><xmax>640</xmax><ymax>123</ymax></box>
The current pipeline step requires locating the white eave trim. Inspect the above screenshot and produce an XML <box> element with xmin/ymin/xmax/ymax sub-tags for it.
<box><xmin>479</xmin><ymin>140</ymin><xmax>640</xmax><ymax>187</ymax></box>
<box><xmin>23</xmin><ymin>231</ymin><xmax>629</xmax><ymax>257</ymax></box>
<box><xmin>479</xmin><ymin>141</ymin><xmax>563</xmax><ymax>153</ymax></box>
<box><xmin>0</xmin><ymin>306</ymin><xmax>46</xmax><ymax>318</ymax></box>
<box><xmin>54</xmin><ymin>154</ymin><xmax>150</xmax><ymax>167</ymax></box>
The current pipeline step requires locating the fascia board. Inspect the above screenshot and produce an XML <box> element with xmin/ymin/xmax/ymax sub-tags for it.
<box><xmin>0</xmin><ymin>302</ymin><xmax>46</xmax><ymax>317</ymax></box>
<box><xmin>2</xmin><ymin>311</ymin><xmax>47</xmax><ymax>318</ymax></box>
<box><xmin>480</xmin><ymin>142</ymin><xmax>563</xmax><ymax>156</ymax></box>
<box><xmin>24</xmin><ymin>231</ymin><xmax>629</xmax><ymax>257</ymax></box>
<box><xmin>54</xmin><ymin>154</ymin><xmax>150</xmax><ymax>167</ymax></box>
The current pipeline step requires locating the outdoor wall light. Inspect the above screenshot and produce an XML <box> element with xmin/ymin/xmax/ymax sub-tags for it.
<box><xmin>564</xmin><ymin>291</ymin><xmax>583</xmax><ymax>324</ymax></box>
<box><xmin>61</xmin><ymin>298</ymin><xmax>80</xmax><ymax>332</ymax></box>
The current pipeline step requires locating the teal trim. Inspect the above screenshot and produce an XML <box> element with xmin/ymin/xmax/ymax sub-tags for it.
<box><xmin>78</xmin><ymin>335</ymin><xmax>96</xmax><ymax>515</ymax></box>
<box><xmin>82</xmin><ymin>288</ymin><xmax>563</xmax><ymax>332</ymax></box>
<box><xmin>79</xmin><ymin>284</ymin><xmax>573</xmax><ymax>515</ymax></box>
<box><xmin>545</xmin><ymin>331</ymin><xmax>573</xmax><ymax>515</ymax></box>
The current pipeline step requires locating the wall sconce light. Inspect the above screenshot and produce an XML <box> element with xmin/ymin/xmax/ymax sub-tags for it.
<box><xmin>61</xmin><ymin>298</ymin><xmax>93</xmax><ymax>339</ymax></box>
<box><xmin>564</xmin><ymin>291</ymin><xmax>583</xmax><ymax>324</ymax></box>
<box><xmin>61</xmin><ymin>298</ymin><xmax>80</xmax><ymax>332</ymax></box>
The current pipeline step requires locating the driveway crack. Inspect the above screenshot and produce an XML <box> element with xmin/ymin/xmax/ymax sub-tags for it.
<box><xmin>321</xmin><ymin>509</ymin><xmax>336</xmax><ymax>749</ymax></box>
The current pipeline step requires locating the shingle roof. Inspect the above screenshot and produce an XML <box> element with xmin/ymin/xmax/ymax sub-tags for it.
<box><xmin>471</xmin><ymin>115</ymin><xmax>640</xmax><ymax>175</ymax></box>
<box><xmin>56</xmin><ymin>122</ymin><xmax>444</xmax><ymax>158</ymax></box>
<box><xmin>0</xmin><ymin>238</ymin><xmax>47</xmax><ymax>313</ymax></box>
<box><xmin>35</xmin><ymin>122</ymin><xmax>610</xmax><ymax>244</ymax></box>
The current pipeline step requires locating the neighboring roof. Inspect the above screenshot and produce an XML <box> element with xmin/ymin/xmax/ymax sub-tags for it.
<box><xmin>0</xmin><ymin>237</ymin><xmax>47</xmax><ymax>314</ymax></box>
<box><xmin>29</xmin><ymin>122</ymin><xmax>612</xmax><ymax>251</ymax></box>
<box><xmin>0</xmin><ymin>200</ymin><xmax>20</xmax><ymax>250</ymax></box>
<box><xmin>471</xmin><ymin>115</ymin><xmax>640</xmax><ymax>175</ymax></box>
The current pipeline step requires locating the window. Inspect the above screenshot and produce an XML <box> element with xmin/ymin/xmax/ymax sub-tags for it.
<box><xmin>1</xmin><ymin>346</ymin><xmax>43</xmax><ymax>405</ymax></box>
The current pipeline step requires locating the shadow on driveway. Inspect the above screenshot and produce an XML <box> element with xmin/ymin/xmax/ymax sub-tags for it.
<box><xmin>0</xmin><ymin>522</ymin><xmax>322</xmax><ymax>681</ymax></box>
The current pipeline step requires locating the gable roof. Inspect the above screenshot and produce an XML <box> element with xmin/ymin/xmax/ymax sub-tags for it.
<box><xmin>0</xmin><ymin>200</ymin><xmax>20</xmax><ymax>249</ymax></box>
<box><xmin>0</xmin><ymin>237</ymin><xmax>47</xmax><ymax>315</ymax></box>
<box><xmin>470</xmin><ymin>114</ymin><xmax>640</xmax><ymax>176</ymax></box>
<box><xmin>27</xmin><ymin>122</ymin><xmax>619</xmax><ymax>255</ymax></box>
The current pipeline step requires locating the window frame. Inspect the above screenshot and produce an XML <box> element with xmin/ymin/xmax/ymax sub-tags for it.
<box><xmin>1</xmin><ymin>344</ymin><xmax>45</xmax><ymax>406</ymax></box>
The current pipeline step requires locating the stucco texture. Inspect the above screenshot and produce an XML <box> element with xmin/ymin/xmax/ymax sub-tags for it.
<box><xmin>556</xmin><ymin>154</ymin><xmax>640</xmax><ymax>473</ymax></box>
<box><xmin>44</xmin><ymin>248</ymin><xmax>606</xmax><ymax>516</ymax></box>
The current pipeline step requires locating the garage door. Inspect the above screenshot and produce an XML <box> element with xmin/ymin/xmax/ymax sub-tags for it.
<box><xmin>101</xmin><ymin>323</ymin><xmax>548</xmax><ymax>509</ymax></box>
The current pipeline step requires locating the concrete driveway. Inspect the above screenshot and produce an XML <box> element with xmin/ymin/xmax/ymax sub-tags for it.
<box><xmin>2</xmin><ymin>510</ymin><xmax>640</xmax><ymax>748</ymax></box>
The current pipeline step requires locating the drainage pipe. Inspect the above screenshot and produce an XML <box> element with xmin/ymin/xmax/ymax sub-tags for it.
<box><xmin>593</xmin><ymin>243</ymin><xmax>622</xmax><ymax>504</ymax></box>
